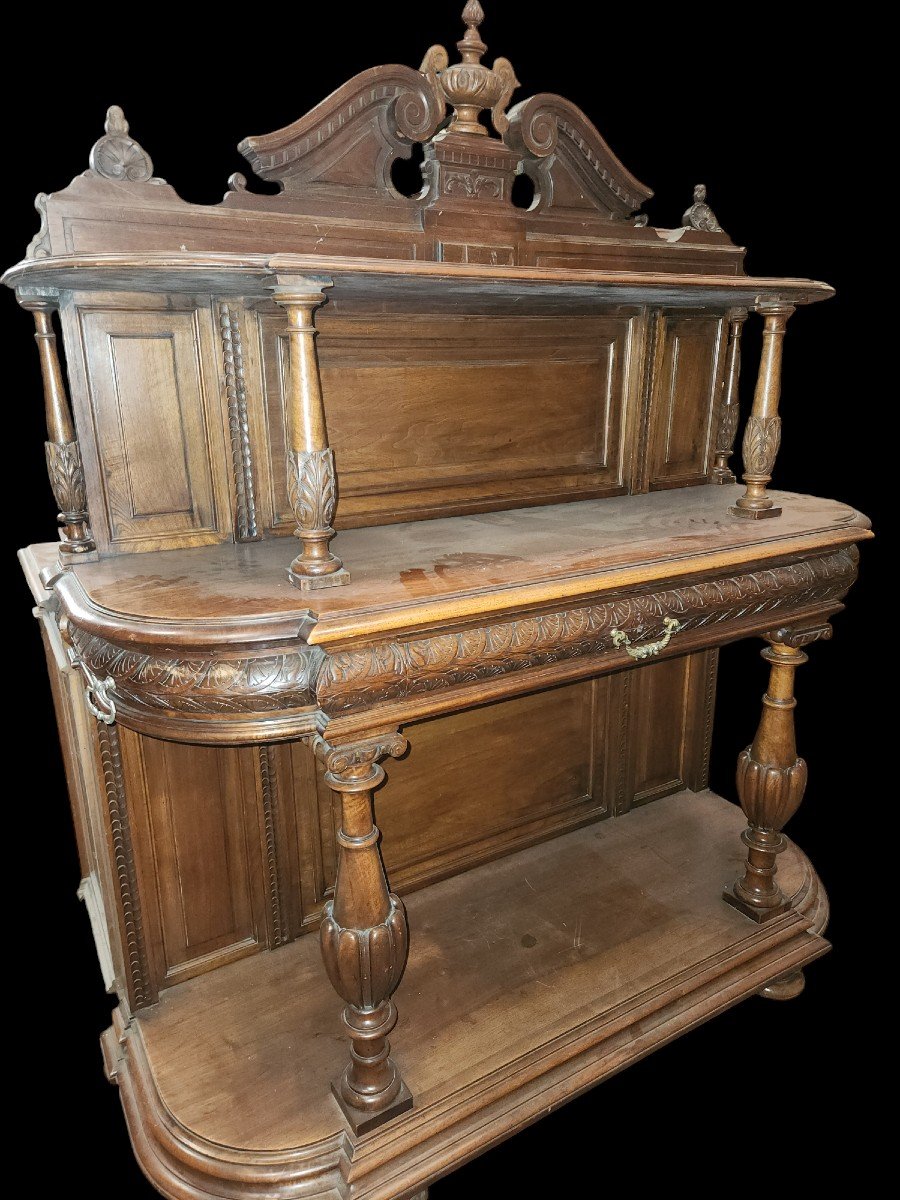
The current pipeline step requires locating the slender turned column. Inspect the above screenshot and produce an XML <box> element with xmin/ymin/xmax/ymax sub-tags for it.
<box><xmin>19</xmin><ymin>297</ymin><xmax>95</xmax><ymax>553</ymax></box>
<box><xmin>724</xmin><ymin>630</ymin><xmax>818</xmax><ymax>922</ymax></box>
<box><xmin>730</xmin><ymin>302</ymin><xmax>795</xmax><ymax>519</ymax></box>
<box><xmin>711</xmin><ymin>309</ymin><xmax>748</xmax><ymax>484</ymax></box>
<box><xmin>272</xmin><ymin>278</ymin><xmax>349</xmax><ymax>590</ymax></box>
<box><xmin>314</xmin><ymin>733</ymin><xmax>412</xmax><ymax>1134</ymax></box>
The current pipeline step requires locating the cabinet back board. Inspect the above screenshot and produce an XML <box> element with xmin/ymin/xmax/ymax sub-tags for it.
<box><xmin>62</xmin><ymin>293</ymin><xmax>725</xmax><ymax>552</ymax></box>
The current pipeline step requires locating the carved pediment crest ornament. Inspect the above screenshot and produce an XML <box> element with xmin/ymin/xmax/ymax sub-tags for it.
<box><xmin>420</xmin><ymin>1</ymin><xmax>520</xmax><ymax>136</ymax></box>
<box><xmin>683</xmin><ymin>183</ymin><xmax>725</xmax><ymax>233</ymax></box>
<box><xmin>88</xmin><ymin>106</ymin><xmax>161</xmax><ymax>184</ymax></box>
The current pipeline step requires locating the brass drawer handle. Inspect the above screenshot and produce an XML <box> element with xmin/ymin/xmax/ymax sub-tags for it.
<box><xmin>611</xmin><ymin>617</ymin><xmax>682</xmax><ymax>661</ymax></box>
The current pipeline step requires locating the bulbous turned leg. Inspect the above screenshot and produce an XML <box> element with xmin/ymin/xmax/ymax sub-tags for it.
<box><xmin>724</xmin><ymin>637</ymin><xmax>809</xmax><ymax>921</ymax></box>
<box><xmin>759</xmin><ymin>969</ymin><xmax>805</xmax><ymax>1001</ymax></box>
<box><xmin>314</xmin><ymin>733</ymin><xmax>412</xmax><ymax>1135</ymax></box>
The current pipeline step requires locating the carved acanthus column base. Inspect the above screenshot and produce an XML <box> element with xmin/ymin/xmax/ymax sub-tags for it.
<box><xmin>731</xmin><ymin>303</ymin><xmax>794</xmax><ymax>519</ymax></box>
<box><xmin>724</xmin><ymin>634</ymin><xmax>814</xmax><ymax>921</ymax></box>
<box><xmin>314</xmin><ymin>733</ymin><xmax>411</xmax><ymax>1135</ymax></box>
<box><xmin>45</xmin><ymin>438</ymin><xmax>96</xmax><ymax>553</ymax></box>
<box><xmin>730</xmin><ymin>414</ymin><xmax>783</xmax><ymax>519</ymax></box>
<box><xmin>286</xmin><ymin>448</ymin><xmax>349</xmax><ymax>590</ymax></box>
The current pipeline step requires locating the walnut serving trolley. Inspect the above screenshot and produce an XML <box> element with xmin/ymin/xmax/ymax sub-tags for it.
<box><xmin>7</xmin><ymin>5</ymin><xmax>869</xmax><ymax>1198</ymax></box>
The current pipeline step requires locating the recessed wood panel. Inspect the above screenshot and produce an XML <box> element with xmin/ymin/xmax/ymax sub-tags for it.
<box><xmin>75</xmin><ymin>305</ymin><xmax>228</xmax><ymax>551</ymax></box>
<box><xmin>121</xmin><ymin>735</ymin><xmax>269</xmax><ymax>986</ymax></box>
<box><xmin>302</xmin><ymin>680</ymin><xmax>614</xmax><ymax>908</ymax></box>
<box><xmin>257</xmin><ymin>313</ymin><xmax>638</xmax><ymax>528</ymax></box>
<box><xmin>616</xmin><ymin>655</ymin><xmax>694</xmax><ymax>812</ymax></box>
<box><xmin>646</xmin><ymin>314</ymin><xmax>723</xmax><ymax>489</ymax></box>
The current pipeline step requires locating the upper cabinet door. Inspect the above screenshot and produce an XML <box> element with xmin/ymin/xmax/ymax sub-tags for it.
<box><xmin>63</xmin><ymin>296</ymin><xmax>231</xmax><ymax>554</ymax></box>
<box><xmin>645</xmin><ymin>313</ymin><xmax>725</xmax><ymax>491</ymax></box>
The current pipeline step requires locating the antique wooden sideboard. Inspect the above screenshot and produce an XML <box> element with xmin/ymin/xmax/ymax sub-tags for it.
<box><xmin>6</xmin><ymin>5</ymin><xmax>870</xmax><ymax>1198</ymax></box>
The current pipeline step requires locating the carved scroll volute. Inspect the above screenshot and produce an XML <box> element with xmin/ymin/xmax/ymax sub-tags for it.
<box><xmin>18</xmin><ymin>294</ymin><xmax>95</xmax><ymax>555</ymax></box>
<box><xmin>731</xmin><ymin>303</ymin><xmax>795</xmax><ymax>519</ymax></box>
<box><xmin>712</xmin><ymin>309</ymin><xmax>748</xmax><ymax>484</ymax></box>
<box><xmin>236</xmin><ymin>66</ymin><xmax>445</xmax><ymax>201</ymax></box>
<box><xmin>313</xmin><ymin>733</ymin><xmax>412</xmax><ymax>1134</ymax></box>
<box><xmin>504</xmin><ymin>93</ymin><xmax>653</xmax><ymax>220</ymax></box>
<box><xmin>271</xmin><ymin>277</ymin><xmax>349</xmax><ymax>590</ymax></box>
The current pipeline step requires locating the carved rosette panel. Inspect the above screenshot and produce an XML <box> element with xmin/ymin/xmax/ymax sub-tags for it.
<box><xmin>219</xmin><ymin>304</ymin><xmax>258</xmax><ymax>540</ymax></box>
<box><xmin>68</xmin><ymin>627</ymin><xmax>322</xmax><ymax>715</ymax></box>
<box><xmin>444</xmin><ymin>171</ymin><xmax>504</xmax><ymax>199</ymax></box>
<box><xmin>45</xmin><ymin>439</ymin><xmax>88</xmax><ymax>520</ymax></box>
<box><xmin>743</xmin><ymin>414</ymin><xmax>782</xmax><ymax>478</ymax></box>
<box><xmin>320</xmin><ymin>894</ymin><xmax>408</xmax><ymax>1010</ymax></box>
<box><xmin>318</xmin><ymin>549</ymin><xmax>858</xmax><ymax>713</ymax></box>
<box><xmin>736</xmin><ymin>750</ymin><xmax>808</xmax><ymax>831</ymax></box>
<box><xmin>287</xmin><ymin>448</ymin><xmax>337</xmax><ymax>534</ymax></box>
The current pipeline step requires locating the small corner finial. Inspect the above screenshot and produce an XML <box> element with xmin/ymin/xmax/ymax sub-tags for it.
<box><xmin>89</xmin><ymin>104</ymin><xmax>158</xmax><ymax>183</ymax></box>
<box><xmin>683</xmin><ymin>182</ymin><xmax>724</xmax><ymax>234</ymax></box>
<box><xmin>104</xmin><ymin>105</ymin><xmax>129</xmax><ymax>135</ymax></box>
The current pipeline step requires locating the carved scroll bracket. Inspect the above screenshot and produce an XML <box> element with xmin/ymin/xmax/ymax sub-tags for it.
<box><xmin>270</xmin><ymin>277</ymin><xmax>350</xmax><ymax>591</ymax></box>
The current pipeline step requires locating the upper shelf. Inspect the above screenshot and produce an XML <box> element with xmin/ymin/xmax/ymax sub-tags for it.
<box><xmin>37</xmin><ymin>487</ymin><xmax>870</xmax><ymax>651</ymax></box>
<box><xmin>4</xmin><ymin>251</ymin><xmax>834</xmax><ymax>310</ymax></box>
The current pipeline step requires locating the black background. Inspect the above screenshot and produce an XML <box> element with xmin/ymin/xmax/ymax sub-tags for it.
<box><xmin>3</xmin><ymin>3</ymin><xmax>881</xmax><ymax>1195</ymax></box>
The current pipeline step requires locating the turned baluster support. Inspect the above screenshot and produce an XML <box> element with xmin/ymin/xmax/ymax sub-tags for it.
<box><xmin>18</xmin><ymin>294</ymin><xmax>95</xmax><ymax>554</ymax></box>
<box><xmin>711</xmin><ymin>308</ymin><xmax>747</xmax><ymax>484</ymax></box>
<box><xmin>272</xmin><ymin>277</ymin><xmax>349</xmax><ymax>590</ymax></box>
<box><xmin>313</xmin><ymin>733</ymin><xmax>412</xmax><ymax>1134</ymax></box>
<box><xmin>731</xmin><ymin>302</ymin><xmax>795</xmax><ymax>519</ymax></box>
<box><xmin>724</xmin><ymin>624</ymin><xmax>831</xmax><ymax>922</ymax></box>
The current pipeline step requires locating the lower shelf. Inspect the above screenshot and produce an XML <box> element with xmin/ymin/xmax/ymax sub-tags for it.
<box><xmin>103</xmin><ymin>789</ymin><xmax>829</xmax><ymax>1200</ymax></box>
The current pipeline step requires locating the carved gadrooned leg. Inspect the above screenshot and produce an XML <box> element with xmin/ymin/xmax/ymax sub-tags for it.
<box><xmin>759</xmin><ymin>970</ymin><xmax>805</xmax><ymax>1001</ymax></box>
<box><xmin>314</xmin><ymin>734</ymin><xmax>412</xmax><ymax>1135</ymax></box>
<box><xmin>724</xmin><ymin>636</ymin><xmax>809</xmax><ymax>921</ymax></box>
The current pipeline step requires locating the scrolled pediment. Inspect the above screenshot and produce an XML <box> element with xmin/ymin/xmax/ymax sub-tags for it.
<box><xmin>237</xmin><ymin>65</ymin><xmax>446</xmax><ymax>201</ymax></box>
<box><xmin>505</xmin><ymin>93</ymin><xmax>653</xmax><ymax>221</ymax></box>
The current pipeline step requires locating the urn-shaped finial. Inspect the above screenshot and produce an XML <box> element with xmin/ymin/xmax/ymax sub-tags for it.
<box><xmin>419</xmin><ymin>3</ymin><xmax>519</xmax><ymax>137</ymax></box>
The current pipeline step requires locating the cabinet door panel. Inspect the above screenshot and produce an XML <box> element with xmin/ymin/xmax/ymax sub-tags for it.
<box><xmin>121</xmin><ymin>734</ymin><xmax>270</xmax><ymax>988</ymax></box>
<box><xmin>68</xmin><ymin>299</ymin><xmax>230</xmax><ymax>552</ymax></box>
<box><xmin>646</xmin><ymin>314</ymin><xmax>723</xmax><ymax>489</ymax></box>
